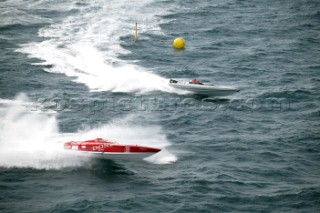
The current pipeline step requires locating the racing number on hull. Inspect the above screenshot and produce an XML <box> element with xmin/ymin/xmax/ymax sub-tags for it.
<box><xmin>92</xmin><ymin>145</ymin><xmax>104</xmax><ymax>151</ymax></box>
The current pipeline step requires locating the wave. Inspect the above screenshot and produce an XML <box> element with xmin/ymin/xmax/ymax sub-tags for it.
<box><xmin>0</xmin><ymin>94</ymin><xmax>177</xmax><ymax>169</ymax></box>
<box><xmin>0</xmin><ymin>8</ymin><xmax>51</xmax><ymax>27</ymax></box>
<box><xmin>16</xmin><ymin>0</ymin><xmax>177</xmax><ymax>94</ymax></box>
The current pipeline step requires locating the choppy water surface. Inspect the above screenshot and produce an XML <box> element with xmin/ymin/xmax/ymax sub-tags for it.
<box><xmin>0</xmin><ymin>0</ymin><xmax>319</xmax><ymax>212</ymax></box>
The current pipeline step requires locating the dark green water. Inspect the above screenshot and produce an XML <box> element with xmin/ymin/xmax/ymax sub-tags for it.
<box><xmin>0</xmin><ymin>0</ymin><xmax>319</xmax><ymax>212</ymax></box>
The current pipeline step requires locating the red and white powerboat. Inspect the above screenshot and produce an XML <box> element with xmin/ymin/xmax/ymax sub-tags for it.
<box><xmin>64</xmin><ymin>138</ymin><xmax>161</xmax><ymax>159</ymax></box>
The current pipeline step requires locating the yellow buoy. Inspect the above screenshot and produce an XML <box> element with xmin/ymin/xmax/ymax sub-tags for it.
<box><xmin>173</xmin><ymin>37</ymin><xmax>185</xmax><ymax>49</ymax></box>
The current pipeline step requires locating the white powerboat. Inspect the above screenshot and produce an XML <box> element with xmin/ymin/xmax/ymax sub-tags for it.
<box><xmin>169</xmin><ymin>79</ymin><xmax>239</xmax><ymax>96</ymax></box>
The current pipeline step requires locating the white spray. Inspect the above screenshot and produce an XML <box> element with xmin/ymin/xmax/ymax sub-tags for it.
<box><xmin>0</xmin><ymin>95</ymin><xmax>177</xmax><ymax>169</ymax></box>
<box><xmin>17</xmin><ymin>0</ymin><xmax>178</xmax><ymax>94</ymax></box>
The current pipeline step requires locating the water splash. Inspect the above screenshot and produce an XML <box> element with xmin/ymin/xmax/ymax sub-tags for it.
<box><xmin>0</xmin><ymin>95</ymin><xmax>176</xmax><ymax>169</ymax></box>
<box><xmin>16</xmin><ymin>0</ymin><xmax>177</xmax><ymax>94</ymax></box>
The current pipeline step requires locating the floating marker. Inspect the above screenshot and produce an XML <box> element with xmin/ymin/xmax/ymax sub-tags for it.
<box><xmin>173</xmin><ymin>37</ymin><xmax>185</xmax><ymax>49</ymax></box>
<box><xmin>134</xmin><ymin>22</ymin><xmax>138</xmax><ymax>42</ymax></box>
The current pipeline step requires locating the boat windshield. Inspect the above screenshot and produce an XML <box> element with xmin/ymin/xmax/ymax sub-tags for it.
<box><xmin>169</xmin><ymin>79</ymin><xmax>178</xmax><ymax>83</ymax></box>
<box><xmin>190</xmin><ymin>79</ymin><xmax>203</xmax><ymax>85</ymax></box>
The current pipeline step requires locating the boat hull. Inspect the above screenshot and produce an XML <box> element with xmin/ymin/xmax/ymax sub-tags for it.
<box><xmin>69</xmin><ymin>151</ymin><xmax>158</xmax><ymax>160</ymax></box>
<box><xmin>170</xmin><ymin>83</ymin><xmax>239</xmax><ymax>96</ymax></box>
<box><xmin>64</xmin><ymin>138</ymin><xmax>161</xmax><ymax>160</ymax></box>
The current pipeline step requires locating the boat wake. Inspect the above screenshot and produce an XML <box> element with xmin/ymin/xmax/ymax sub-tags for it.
<box><xmin>0</xmin><ymin>94</ymin><xmax>177</xmax><ymax>169</ymax></box>
<box><xmin>16</xmin><ymin>0</ymin><xmax>177</xmax><ymax>94</ymax></box>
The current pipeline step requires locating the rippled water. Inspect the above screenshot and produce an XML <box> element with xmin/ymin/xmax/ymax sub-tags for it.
<box><xmin>0</xmin><ymin>0</ymin><xmax>319</xmax><ymax>212</ymax></box>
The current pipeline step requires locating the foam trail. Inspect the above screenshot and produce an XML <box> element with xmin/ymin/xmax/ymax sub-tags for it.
<box><xmin>19</xmin><ymin>43</ymin><xmax>174</xmax><ymax>93</ymax></box>
<box><xmin>0</xmin><ymin>95</ymin><xmax>176</xmax><ymax>169</ymax></box>
<box><xmin>0</xmin><ymin>95</ymin><xmax>84</xmax><ymax>169</ymax></box>
<box><xmin>76</xmin><ymin>116</ymin><xmax>177</xmax><ymax>164</ymax></box>
<box><xmin>16</xmin><ymin>0</ymin><xmax>179</xmax><ymax>94</ymax></box>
